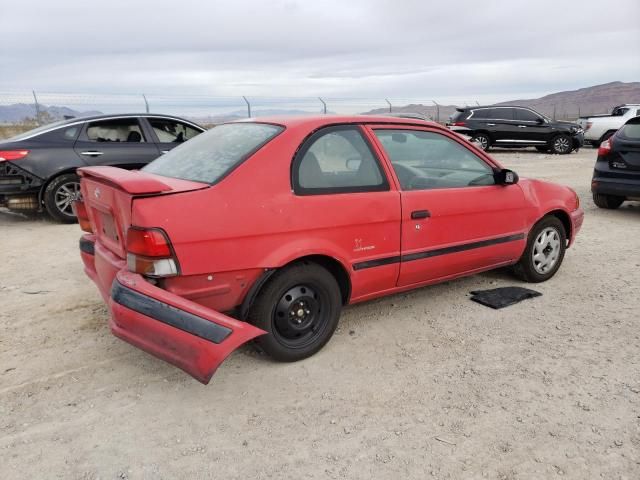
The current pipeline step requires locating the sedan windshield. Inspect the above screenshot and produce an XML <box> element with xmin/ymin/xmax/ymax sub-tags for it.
<box><xmin>143</xmin><ymin>122</ymin><xmax>283</xmax><ymax>184</ymax></box>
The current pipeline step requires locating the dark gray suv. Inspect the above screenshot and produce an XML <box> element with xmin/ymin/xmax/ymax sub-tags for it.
<box><xmin>447</xmin><ymin>105</ymin><xmax>584</xmax><ymax>154</ymax></box>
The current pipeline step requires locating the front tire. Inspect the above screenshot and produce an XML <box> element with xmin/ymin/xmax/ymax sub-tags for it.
<box><xmin>550</xmin><ymin>134</ymin><xmax>572</xmax><ymax>154</ymax></box>
<box><xmin>43</xmin><ymin>173</ymin><xmax>81</xmax><ymax>223</ymax></box>
<box><xmin>248</xmin><ymin>262</ymin><xmax>342</xmax><ymax>362</ymax></box>
<box><xmin>593</xmin><ymin>193</ymin><xmax>624</xmax><ymax>209</ymax></box>
<box><xmin>512</xmin><ymin>216</ymin><xmax>566</xmax><ymax>283</ymax></box>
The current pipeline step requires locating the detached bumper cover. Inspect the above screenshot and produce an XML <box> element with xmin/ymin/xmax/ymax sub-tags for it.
<box><xmin>81</xmin><ymin>235</ymin><xmax>265</xmax><ymax>384</ymax></box>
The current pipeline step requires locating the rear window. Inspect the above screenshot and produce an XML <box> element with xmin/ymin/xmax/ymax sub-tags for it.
<box><xmin>143</xmin><ymin>123</ymin><xmax>283</xmax><ymax>184</ymax></box>
<box><xmin>619</xmin><ymin>120</ymin><xmax>640</xmax><ymax>139</ymax></box>
<box><xmin>449</xmin><ymin>110</ymin><xmax>468</xmax><ymax>123</ymax></box>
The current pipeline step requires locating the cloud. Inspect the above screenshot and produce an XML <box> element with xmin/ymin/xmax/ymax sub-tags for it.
<box><xmin>1</xmin><ymin>0</ymin><xmax>639</xmax><ymax>105</ymax></box>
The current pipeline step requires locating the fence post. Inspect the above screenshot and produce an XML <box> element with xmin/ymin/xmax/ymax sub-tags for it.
<box><xmin>142</xmin><ymin>94</ymin><xmax>150</xmax><ymax>113</ymax></box>
<box><xmin>432</xmin><ymin>100</ymin><xmax>440</xmax><ymax>123</ymax></box>
<box><xmin>318</xmin><ymin>97</ymin><xmax>327</xmax><ymax>114</ymax></box>
<box><xmin>242</xmin><ymin>96</ymin><xmax>251</xmax><ymax>118</ymax></box>
<box><xmin>32</xmin><ymin>90</ymin><xmax>41</xmax><ymax>125</ymax></box>
<box><xmin>553</xmin><ymin>104</ymin><xmax>556</xmax><ymax>121</ymax></box>
<box><xmin>385</xmin><ymin>99</ymin><xmax>392</xmax><ymax>113</ymax></box>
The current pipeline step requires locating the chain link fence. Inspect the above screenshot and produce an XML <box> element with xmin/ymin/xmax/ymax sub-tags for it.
<box><xmin>0</xmin><ymin>90</ymin><xmax>623</xmax><ymax>135</ymax></box>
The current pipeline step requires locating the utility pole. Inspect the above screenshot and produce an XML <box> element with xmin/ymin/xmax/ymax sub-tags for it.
<box><xmin>318</xmin><ymin>97</ymin><xmax>327</xmax><ymax>114</ymax></box>
<box><xmin>142</xmin><ymin>94</ymin><xmax>149</xmax><ymax>113</ymax></box>
<box><xmin>242</xmin><ymin>96</ymin><xmax>251</xmax><ymax>118</ymax></box>
<box><xmin>32</xmin><ymin>90</ymin><xmax>41</xmax><ymax>125</ymax></box>
<box><xmin>432</xmin><ymin>100</ymin><xmax>440</xmax><ymax>123</ymax></box>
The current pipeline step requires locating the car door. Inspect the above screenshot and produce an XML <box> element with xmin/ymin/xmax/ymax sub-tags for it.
<box><xmin>290</xmin><ymin>125</ymin><xmax>401</xmax><ymax>298</ymax></box>
<box><xmin>73</xmin><ymin>117</ymin><xmax>161</xmax><ymax>168</ymax></box>
<box><xmin>487</xmin><ymin>107</ymin><xmax>519</xmax><ymax>144</ymax></box>
<box><xmin>366</xmin><ymin>125</ymin><xmax>528</xmax><ymax>287</ymax></box>
<box><xmin>145</xmin><ymin>117</ymin><xmax>204</xmax><ymax>155</ymax></box>
<box><xmin>513</xmin><ymin>108</ymin><xmax>550</xmax><ymax>144</ymax></box>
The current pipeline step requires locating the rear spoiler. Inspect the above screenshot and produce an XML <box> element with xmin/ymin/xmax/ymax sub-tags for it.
<box><xmin>78</xmin><ymin>166</ymin><xmax>172</xmax><ymax>195</ymax></box>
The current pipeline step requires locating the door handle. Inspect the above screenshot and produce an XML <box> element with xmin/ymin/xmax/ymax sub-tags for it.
<box><xmin>411</xmin><ymin>210</ymin><xmax>431</xmax><ymax>219</ymax></box>
<box><xmin>487</xmin><ymin>123</ymin><xmax>496</xmax><ymax>126</ymax></box>
<box><xmin>517</xmin><ymin>125</ymin><xmax>527</xmax><ymax>128</ymax></box>
<box><xmin>80</xmin><ymin>151</ymin><xmax>103</xmax><ymax>156</ymax></box>
<box><xmin>161</xmin><ymin>150</ymin><xmax>170</xmax><ymax>154</ymax></box>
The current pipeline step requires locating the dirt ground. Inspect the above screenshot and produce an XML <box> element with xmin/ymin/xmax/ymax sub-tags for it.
<box><xmin>1</xmin><ymin>147</ymin><xmax>639</xmax><ymax>479</ymax></box>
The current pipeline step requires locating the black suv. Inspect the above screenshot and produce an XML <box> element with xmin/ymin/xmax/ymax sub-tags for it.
<box><xmin>591</xmin><ymin>115</ymin><xmax>640</xmax><ymax>209</ymax></box>
<box><xmin>447</xmin><ymin>105</ymin><xmax>584</xmax><ymax>154</ymax></box>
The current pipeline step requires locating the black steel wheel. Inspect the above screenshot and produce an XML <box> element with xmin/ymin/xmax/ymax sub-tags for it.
<box><xmin>248</xmin><ymin>262</ymin><xmax>342</xmax><ymax>361</ymax></box>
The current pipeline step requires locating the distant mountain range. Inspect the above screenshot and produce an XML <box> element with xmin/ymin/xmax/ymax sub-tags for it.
<box><xmin>0</xmin><ymin>103</ymin><xmax>102</xmax><ymax>123</ymax></box>
<box><xmin>364</xmin><ymin>81</ymin><xmax>640</xmax><ymax>120</ymax></box>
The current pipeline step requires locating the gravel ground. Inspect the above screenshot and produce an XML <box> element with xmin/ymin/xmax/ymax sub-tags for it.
<box><xmin>1</xmin><ymin>147</ymin><xmax>639</xmax><ymax>479</ymax></box>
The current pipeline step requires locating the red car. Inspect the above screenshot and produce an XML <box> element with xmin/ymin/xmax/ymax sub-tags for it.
<box><xmin>75</xmin><ymin>115</ymin><xmax>584</xmax><ymax>383</ymax></box>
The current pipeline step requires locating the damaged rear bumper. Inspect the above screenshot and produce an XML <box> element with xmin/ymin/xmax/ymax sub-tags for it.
<box><xmin>80</xmin><ymin>234</ymin><xmax>265</xmax><ymax>384</ymax></box>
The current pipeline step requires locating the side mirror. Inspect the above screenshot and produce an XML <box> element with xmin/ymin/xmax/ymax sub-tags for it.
<box><xmin>495</xmin><ymin>168</ymin><xmax>519</xmax><ymax>185</ymax></box>
<box><xmin>536</xmin><ymin>117</ymin><xmax>545</xmax><ymax>124</ymax></box>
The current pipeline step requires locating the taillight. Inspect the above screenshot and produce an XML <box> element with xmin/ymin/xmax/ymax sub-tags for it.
<box><xmin>0</xmin><ymin>150</ymin><xmax>29</xmax><ymax>162</ymax></box>
<box><xmin>126</xmin><ymin>227</ymin><xmax>178</xmax><ymax>277</ymax></box>
<box><xmin>585</xmin><ymin>122</ymin><xmax>592</xmax><ymax>131</ymax></box>
<box><xmin>72</xmin><ymin>200</ymin><xmax>93</xmax><ymax>233</ymax></box>
<box><xmin>453</xmin><ymin>121</ymin><xmax>466</xmax><ymax>127</ymax></box>
<box><xmin>598</xmin><ymin>139</ymin><xmax>612</xmax><ymax>156</ymax></box>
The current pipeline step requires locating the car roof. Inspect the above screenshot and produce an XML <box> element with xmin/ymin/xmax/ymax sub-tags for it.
<box><xmin>233</xmin><ymin>114</ymin><xmax>442</xmax><ymax>130</ymax></box>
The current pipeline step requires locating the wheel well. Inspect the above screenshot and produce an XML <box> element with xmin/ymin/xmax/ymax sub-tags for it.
<box><xmin>600</xmin><ymin>130</ymin><xmax>617</xmax><ymax>142</ymax></box>
<box><xmin>474</xmin><ymin>130</ymin><xmax>492</xmax><ymax>140</ymax></box>
<box><xmin>38</xmin><ymin>168</ymin><xmax>80</xmax><ymax>205</ymax></box>
<box><xmin>291</xmin><ymin>255</ymin><xmax>351</xmax><ymax>305</ymax></box>
<box><xmin>546</xmin><ymin>210</ymin><xmax>571</xmax><ymax>243</ymax></box>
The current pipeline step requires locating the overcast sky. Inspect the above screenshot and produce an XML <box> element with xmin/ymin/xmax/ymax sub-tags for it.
<box><xmin>1</xmin><ymin>0</ymin><xmax>639</xmax><ymax>105</ymax></box>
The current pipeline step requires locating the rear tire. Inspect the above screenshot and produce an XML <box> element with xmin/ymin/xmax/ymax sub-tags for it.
<box><xmin>512</xmin><ymin>216</ymin><xmax>566</xmax><ymax>283</ymax></box>
<box><xmin>593</xmin><ymin>193</ymin><xmax>624</xmax><ymax>209</ymax></box>
<box><xmin>43</xmin><ymin>173</ymin><xmax>81</xmax><ymax>223</ymax></box>
<box><xmin>550</xmin><ymin>134</ymin><xmax>572</xmax><ymax>155</ymax></box>
<box><xmin>248</xmin><ymin>262</ymin><xmax>342</xmax><ymax>362</ymax></box>
<box><xmin>471</xmin><ymin>133</ymin><xmax>491</xmax><ymax>151</ymax></box>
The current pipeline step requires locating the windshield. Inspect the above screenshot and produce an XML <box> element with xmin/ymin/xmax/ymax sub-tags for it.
<box><xmin>143</xmin><ymin>122</ymin><xmax>284</xmax><ymax>184</ymax></box>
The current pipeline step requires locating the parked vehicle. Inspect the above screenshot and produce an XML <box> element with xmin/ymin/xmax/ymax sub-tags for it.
<box><xmin>578</xmin><ymin>104</ymin><xmax>640</xmax><ymax>147</ymax></box>
<box><xmin>447</xmin><ymin>105</ymin><xmax>584</xmax><ymax>154</ymax></box>
<box><xmin>0</xmin><ymin>114</ymin><xmax>205</xmax><ymax>222</ymax></box>
<box><xmin>591</xmin><ymin>115</ymin><xmax>640</xmax><ymax>209</ymax></box>
<box><xmin>75</xmin><ymin>115</ymin><xmax>584</xmax><ymax>383</ymax></box>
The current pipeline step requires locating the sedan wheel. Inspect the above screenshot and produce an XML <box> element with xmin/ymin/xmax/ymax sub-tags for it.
<box><xmin>248</xmin><ymin>262</ymin><xmax>342</xmax><ymax>361</ymax></box>
<box><xmin>43</xmin><ymin>173</ymin><xmax>82</xmax><ymax>223</ymax></box>
<box><xmin>512</xmin><ymin>216</ymin><xmax>566</xmax><ymax>282</ymax></box>
<box><xmin>471</xmin><ymin>133</ymin><xmax>490</xmax><ymax>151</ymax></box>
<box><xmin>531</xmin><ymin>227</ymin><xmax>561</xmax><ymax>274</ymax></box>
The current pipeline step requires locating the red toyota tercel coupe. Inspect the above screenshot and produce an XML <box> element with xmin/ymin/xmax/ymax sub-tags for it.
<box><xmin>75</xmin><ymin>115</ymin><xmax>584</xmax><ymax>383</ymax></box>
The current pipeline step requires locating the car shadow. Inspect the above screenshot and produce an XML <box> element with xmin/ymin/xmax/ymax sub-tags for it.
<box><xmin>0</xmin><ymin>208</ymin><xmax>61</xmax><ymax>226</ymax></box>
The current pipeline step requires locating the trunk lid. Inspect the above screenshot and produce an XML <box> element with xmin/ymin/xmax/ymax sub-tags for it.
<box><xmin>78</xmin><ymin>166</ymin><xmax>207</xmax><ymax>258</ymax></box>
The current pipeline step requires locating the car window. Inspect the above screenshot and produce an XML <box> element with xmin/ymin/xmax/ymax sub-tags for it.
<box><xmin>472</xmin><ymin>108</ymin><xmax>491</xmax><ymax>119</ymax></box>
<box><xmin>619</xmin><ymin>121</ymin><xmax>640</xmax><ymax>139</ymax></box>
<box><xmin>515</xmin><ymin>109</ymin><xmax>541</xmax><ymax>122</ymax></box>
<box><xmin>449</xmin><ymin>110</ymin><xmax>468</xmax><ymax>123</ymax></box>
<box><xmin>143</xmin><ymin>122</ymin><xmax>283</xmax><ymax>184</ymax></box>
<box><xmin>86</xmin><ymin>119</ymin><xmax>146</xmax><ymax>143</ymax></box>
<box><xmin>148</xmin><ymin>118</ymin><xmax>201</xmax><ymax>143</ymax></box>
<box><xmin>374</xmin><ymin>129</ymin><xmax>495</xmax><ymax>190</ymax></box>
<box><xmin>612</xmin><ymin>107</ymin><xmax>629</xmax><ymax>116</ymax></box>
<box><xmin>294</xmin><ymin>126</ymin><xmax>388</xmax><ymax>194</ymax></box>
<box><xmin>491</xmin><ymin>108</ymin><xmax>514</xmax><ymax>120</ymax></box>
